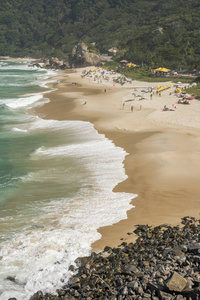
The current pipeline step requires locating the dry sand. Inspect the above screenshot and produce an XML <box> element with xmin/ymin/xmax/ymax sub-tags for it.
<box><xmin>35</xmin><ymin>67</ymin><xmax>200</xmax><ymax>252</ymax></box>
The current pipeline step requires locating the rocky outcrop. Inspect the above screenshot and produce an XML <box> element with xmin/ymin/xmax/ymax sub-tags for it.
<box><xmin>31</xmin><ymin>57</ymin><xmax>70</xmax><ymax>70</ymax></box>
<box><xmin>22</xmin><ymin>216</ymin><xmax>200</xmax><ymax>300</ymax></box>
<box><xmin>44</xmin><ymin>57</ymin><xmax>70</xmax><ymax>69</ymax></box>
<box><xmin>70</xmin><ymin>42</ymin><xmax>101</xmax><ymax>67</ymax></box>
<box><xmin>108</xmin><ymin>47</ymin><xmax>119</xmax><ymax>56</ymax></box>
<box><xmin>154</xmin><ymin>27</ymin><xmax>164</xmax><ymax>34</ymax></box>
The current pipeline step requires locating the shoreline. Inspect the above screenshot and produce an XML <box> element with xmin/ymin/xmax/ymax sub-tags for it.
<box><xmin>35</xmin><ymin>67</ymin><xmax>200</xmax><ymax>252</ymax></box>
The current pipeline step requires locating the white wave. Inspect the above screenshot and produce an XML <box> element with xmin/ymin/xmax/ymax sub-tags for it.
<box><xmin>0</xmin><ymin>115</ymin><xmax>137</xmax><ymax>300</ymax></box>
<box><xmin>2</xmin><ymin>94</ymin><xmax>43</xmax><ymax>108</ymax></box>
<box><xmin>12</xmin><ymin>128</ymin><xmax>28</xmax><ymax>133</ymax></box>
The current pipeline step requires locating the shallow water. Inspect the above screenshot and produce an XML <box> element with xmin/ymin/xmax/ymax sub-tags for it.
<box><xmin>0</xmin><ymin>61</ymin><xmax>136</xmax><ymax>300</ymax></box>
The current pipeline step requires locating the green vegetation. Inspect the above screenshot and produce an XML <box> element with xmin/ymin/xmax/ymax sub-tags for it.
<box><xmin>0</xmin><ymin>0</ymin><xmax>200</xmax><ymax>70</ymax></box>
<box><xmin>104</xmin><ymin>62</ymin><xmax>195</xmax><ymax>83</ymax></box>
<box><xmin>186</xmin><ymin>85</ymin><xmax>200</xmax><ymax>98</ymax></box>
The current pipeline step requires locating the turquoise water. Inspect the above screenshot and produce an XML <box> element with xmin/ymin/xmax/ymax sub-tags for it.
<box><xmin>0</xmin><ymin>61</ymin><xmax>136</xmax><ymax>300</ymax></box>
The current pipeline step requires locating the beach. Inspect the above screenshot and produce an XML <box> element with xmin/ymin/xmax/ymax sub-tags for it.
<box><xmin>35</xmin><ymin>67</ymin><xmax>200</xmax><ymax>252</ymax></box>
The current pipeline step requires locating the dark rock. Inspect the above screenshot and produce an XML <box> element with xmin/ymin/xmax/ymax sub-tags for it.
<box><xmin>63</xmin><ymin>296</ymin><xmax>76</xmax><ymax>300</ymax></box>
<box><xmin>29</xmin><ymin>291</ymin><xmax>44</xmax><ymax>300</ymax></box>
<box><xmin>27</xmin><ymin>217</ymin><xmax>200</xmax><ymax>300</ymax></box>
<box><xmin>6</xmin><ymin>276</ymin><xmax>17</xmax><ymax>283</ymax></box>
<box><xmin>122</xmin><ymin>264</ymin><xmax>139</xmax><ymax>275</ymax></box>
<box><xmin>68</xmin><ymin>265</ymin><xmax>75</xmax><ymax>272</ymax></box>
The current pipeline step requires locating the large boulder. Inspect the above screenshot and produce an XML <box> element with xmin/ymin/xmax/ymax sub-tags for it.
<box><xmin>37</xmin><ymin>57</ymin><xmax>70</xmax><ymax>69</ymax></box>
<box><xmin>165</xmin><ymin>272</ymin><xmax>187</xmax><ymax>292</ymax></box>
<box><xmin>71</xmin><ymin>42</ymin><xmax>101</xmax><ymax>67</ymax></box>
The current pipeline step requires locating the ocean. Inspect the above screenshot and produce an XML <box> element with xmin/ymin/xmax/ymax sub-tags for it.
<box><xmin>0</xmin><ymin>60</ymin><xmax>136</xmax><ymax>300</ymax></box>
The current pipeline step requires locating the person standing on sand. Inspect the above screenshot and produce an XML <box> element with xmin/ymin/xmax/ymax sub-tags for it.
<box><xmin>131</xmin><ymin>105</ymin><xmax>134</xmax><ymax>112</ymax></box>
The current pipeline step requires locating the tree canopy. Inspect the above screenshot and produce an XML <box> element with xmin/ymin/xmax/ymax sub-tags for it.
<box><xmin>0</xmin><ymin>0</ymin><xmax>200</xmax><ymax>69</ymax></box>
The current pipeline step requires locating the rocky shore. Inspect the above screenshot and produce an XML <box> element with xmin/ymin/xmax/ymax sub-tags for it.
<box><xmin>9</xmin><ymin>216</ymin><xmax>199</xmax><ymax>300</ymax></box>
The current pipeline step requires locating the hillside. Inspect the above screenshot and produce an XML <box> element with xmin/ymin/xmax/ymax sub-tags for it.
<box><xmin>0</xmin><ymin>0</ymin><xmax>200</xmax><ymax>69</ymax></box>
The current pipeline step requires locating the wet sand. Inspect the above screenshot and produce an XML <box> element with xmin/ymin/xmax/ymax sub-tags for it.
<box><xmin>35</xmin><ymin>68</ymin><xmax>200</xmax><ymax>252</ymax></box>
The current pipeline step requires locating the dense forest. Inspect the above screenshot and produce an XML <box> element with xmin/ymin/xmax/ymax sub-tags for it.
<box><xmin>0</xmin><ymin>0</ymin><xmax>200</xmax><ymax>69</ymax></box>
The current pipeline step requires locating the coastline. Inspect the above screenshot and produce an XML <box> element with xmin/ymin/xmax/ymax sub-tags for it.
<box><xmin>35</xmin><ymin>67</ymin><xmax>200</xmax><ymax>252</ymax></box>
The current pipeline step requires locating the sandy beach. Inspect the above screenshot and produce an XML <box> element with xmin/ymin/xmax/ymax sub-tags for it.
<box><xmin>35</xmin><ymin>67</ymin><xmax>200</xmax><ymax>252</ymax></box>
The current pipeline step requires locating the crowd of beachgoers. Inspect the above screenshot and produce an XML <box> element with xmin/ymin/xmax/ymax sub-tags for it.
<box><xmin>77</xmin><ymin>67</ymin><xmax>200</xmax><ymax>130</ymax></box>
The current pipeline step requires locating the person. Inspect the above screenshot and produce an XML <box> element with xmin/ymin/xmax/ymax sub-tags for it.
<box><xmin>163</xmin><ymin>105</ymin><xmax>168</xmax><ymax>111</ymax></box>
<box><xmin>131</xmin><ymin>105</ymin><xmax>134</xmax><ymax>112</ymax></box>
<box><xmin>123</xmin><ymin>102</ymin><xmax>125</xmax><ymax>109</ymax></box>
<box><xmin>150</xmin><ymin>93</ymin><xmax>152</xmax><ymax>99</ymax></box>
<box><xmin>163</xmin><ymin>105</ymin><xmax>174</xmax><ymax>111</ymax></box>
<box><xmin>104</xmin><ymin>89</ymin><xmax>106</xmax><ymax>93</ymax></box>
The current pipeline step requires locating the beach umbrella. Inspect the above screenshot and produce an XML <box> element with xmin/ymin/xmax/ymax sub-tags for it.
<box><xmin>161</xmin><ymin>68</ymin><xmax>170</xmax><ymax>72</ymax></box>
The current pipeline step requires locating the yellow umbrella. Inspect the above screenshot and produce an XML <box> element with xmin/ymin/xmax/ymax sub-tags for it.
<box><xmin>161</xmin><ymin>68</ymin><xmax>170</xmax><ymax>72</ymax></box>
<box><xmin>157</xmin><ymin>87</ymin><xmax>163</xmax><ymax>92</ymax></box>
<box><xmin>127</xmin><ymin>62</ymin><xmax>137</xmax><ymax>67</ymax></box>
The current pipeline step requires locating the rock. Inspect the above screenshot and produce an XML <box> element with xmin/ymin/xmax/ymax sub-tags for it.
<box><xmin>123</xmin><ymin>264</ymin><xmax>139</xmax><ymax>275</ymax></box>
<box><xmin>108</xmin><ymin>47</ymin><xmax>119</xmax><ymax>56</ymax></box>
<box><xmin>27</xmin><ymin>217</ymin><xmax>200</xmax><ymax>300</ymax></box>
<box><xmin>63</xmin><ymin>296</ymin><xmax>76</xmax><ymax>300</ymax></box>
<box><xmin>158</xmin><ymin>290</ymin><xmax>174</xmax><ymax>299</ymax></box>
<box><xmin>6</xmin><ymin>276</ymin><xmax>17</xmax><ymax>283</ymax></box>
<box><xmin>173</xmin><ymin>295</ymin><xmax>186</xmax><ymax>300</ymax></box>
<box><xmin>29</xmin><ymin>291</ymin><xmax>43</xmax><ymax>300</ymax></box>
<box><xmin>187</xmin><ymin>243</ymin><xmax>200</xmax><ymax>253</ymax></box>
<box><xmin>154</xmin><ymin>27</ymin><xmax>164</xmax><ymax>34</ymax></box>
<box><xmin>165</xmin><ymin>272</ymin><xmax>187</xmax><ymax>292</ymax></box>
<box><xmin>122</xmin><ymin>286</ymin><xmax>128</xmax><ymax>295</ymax></box>
<box><xmin>71</xmin><ymin>42</ymin><xmax>100</xmax><ymax>67</ymax></box>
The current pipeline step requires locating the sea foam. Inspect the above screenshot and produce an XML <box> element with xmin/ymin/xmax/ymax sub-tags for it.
<box><xmin>0</xmin><ymin>117</ymin><xmax>137</xmax><ymax>300</ymax></box>
<box><xmin>2</xmin><ymin>94</ymin><xmax>44</xmax><ymax>108</ymax></box>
